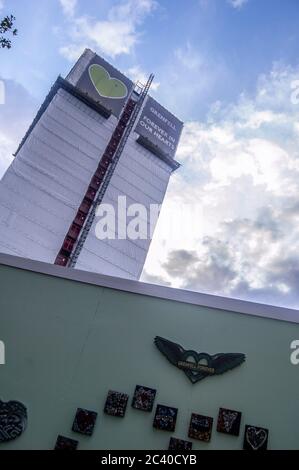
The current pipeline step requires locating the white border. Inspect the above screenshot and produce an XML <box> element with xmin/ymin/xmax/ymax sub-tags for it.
<box><xmin>0</xmin><ymin>252</ymin><xmax>299</xmax><ymax>324</ymax></box>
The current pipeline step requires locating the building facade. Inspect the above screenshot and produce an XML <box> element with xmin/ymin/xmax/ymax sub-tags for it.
<box><xmin>0</xmin><ymin>49</ymin><xmax>182</xmax><ymax>279</ymax></box>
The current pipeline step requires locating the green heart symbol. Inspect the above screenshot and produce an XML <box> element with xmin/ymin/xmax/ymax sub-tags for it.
<box><xmin>89</xmin><ymin>64</ymin><xmax>128</xmax><ymax>99</ymax></box>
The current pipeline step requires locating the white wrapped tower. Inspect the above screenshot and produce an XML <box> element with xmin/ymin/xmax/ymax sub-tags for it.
<box><xmin>0</xmin><ymin>49</ymin><xmax>182</xmax><ymax>279</ymax></box>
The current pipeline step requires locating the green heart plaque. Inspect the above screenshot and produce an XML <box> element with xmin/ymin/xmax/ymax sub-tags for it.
<box><xmin>89</xmin><ymin>64</ymin><xmax>128</xmax><ymax>99</ymax></box>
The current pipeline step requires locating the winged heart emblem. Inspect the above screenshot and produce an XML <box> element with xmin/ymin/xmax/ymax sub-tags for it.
<box><xmin>154</xmin><ymin>336</ymin><xmax>246</xmax><ymax>384</ymax></box>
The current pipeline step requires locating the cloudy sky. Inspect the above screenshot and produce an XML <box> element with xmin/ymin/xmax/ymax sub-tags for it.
<box><xmin>1</xmin><ymin>0</ymin><xmax>299</xmax><ymax>308</ymax></box>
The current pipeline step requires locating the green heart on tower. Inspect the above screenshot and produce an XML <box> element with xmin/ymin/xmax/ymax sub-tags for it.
<box><xmin>88</xmin><ymin>64</ymin><xmax>128</xmax><ymax>99</ymax></box>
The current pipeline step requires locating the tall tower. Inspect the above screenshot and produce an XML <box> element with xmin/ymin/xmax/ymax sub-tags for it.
<box><xmin>0</xmin><ymin>49</ymin><xmax>183</xmax><ymax>280</ymax></box>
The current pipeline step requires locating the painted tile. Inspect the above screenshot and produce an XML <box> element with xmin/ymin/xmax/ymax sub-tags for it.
<box><xmin>132</xmin><ymin>385</ymin><xmax>156</xmax><ymax>412</ymax></box>
<box><xmin>153</xmin><ymin>404</ymin><xmax>178</xmax><ymax>432</ymax></box>
<box><xmin>243</xmin><ymin>425</ymin><xmax>269</xmax><ymax>451</ymax></box>
<box><xmin>72</xmin><ymin>408</ymin><xmax>98</xmax><ymax>436</ymax></box>
<box><xmin>55</xmin><ymin>435</ymin><xmax>78</xmax><ymax>450</ymax></box>
<box><xmin>104</xmin><ymin>390</ymin><xmax>129</xmax><ymax>418</ymax></box>
<box><xmin>217</xmin><ymin>407</ymin><xmax>242</xmax><ymax>436</ymax></box>
<box><xmin>168</xmin><ymin>437</ymin><xmax>193</xmax><ymax>450</ymax></box>
<box><xmin>188</xmin><ymin>413</ymin><xmax>213</xmax><ymax>442</ymax></box>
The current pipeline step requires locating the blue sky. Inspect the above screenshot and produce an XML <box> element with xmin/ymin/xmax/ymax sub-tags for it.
<box><xmin>1</xmin><ymin>0</ymin><xmax>299</xmax><ymax>307</ymax></box>
<box><xmin>1</xmin><ymin>0</ymin><xmax>299</xmax><ymax>117</ymax></box>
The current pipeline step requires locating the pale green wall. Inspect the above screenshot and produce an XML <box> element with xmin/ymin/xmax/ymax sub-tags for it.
<box><xmin>0</xmin><ymin>263</ymin><xmax>299</xmax><ymax>450</ymax></box>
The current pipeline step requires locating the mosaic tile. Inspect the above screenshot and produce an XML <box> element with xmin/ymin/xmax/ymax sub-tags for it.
<box><xmin>168</xmin><ymin>437</ymin><xmax>193</xmax><ymax>450</ymax></box>
<box><xmin>104</xmin><ymin>390</ymin><xmax>129</xmax><ymax>418</ymax></box>
<box><xmin>153</xmin><ymin>404</ymin><xmax>178</xmax><ymax>432</ymax></box>
<box><xmin>132</xmin><ymin>385</ymin><xmax>156</xmax><ymax>412</ymax></box>
<box><xmin>188</xmin><ymin>413</ymin><xmax>213</xmax><ymax>442</ymax></box>
<box><xmin>72</xmin><ymin>408</ymin><xmax>98</xmax><ymax>436</ymax></box>
<box><xmin>217</xmin><ymin>407</ymin><xmax>242</xmax><ymax>436</ymax></box>
<box><xmin>55</xmin><ymin>435</ymin><xmax>78</xmax><ymax>450</ymax></box>
<box><xmin>243</xmin><ymin>425</ymin><xmax>269</xmax><ymax>451</ymax></box>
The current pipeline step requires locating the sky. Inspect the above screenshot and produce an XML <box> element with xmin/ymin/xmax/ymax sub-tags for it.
<box><xmin>1</xmin><ymin>0</ymin><xmax>299</xmax><ymax>308</ymax></box>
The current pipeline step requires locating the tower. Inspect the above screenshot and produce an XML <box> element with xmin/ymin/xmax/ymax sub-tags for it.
<box><xmin>0</xmin><ymin>49</ymin><xmax>183</xmax><ymax>280</ymax></box>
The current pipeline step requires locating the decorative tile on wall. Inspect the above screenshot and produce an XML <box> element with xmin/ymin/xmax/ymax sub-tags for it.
<box><xmin>217</xmin><ymin>407</ymin><xmax>242</xmax><ymax>436</ymax></box>
<box><xmin>0</xmin><ymin>400</ymin><xmax>27</xmax><ymax>443</ymax></box>
<box><xmin>188</xmin><ymin>413</ymin><xmax>213</xmax><ymax>442</ymax></box>
<box><xmin>72</xmin><ymin>408</ymin><xmax>98</xmax><ymax>436</ymax></box>
<box><xmin>243</xmin><ymin>425</ymin><xmax>269</xmax><ymax>451</ymax></box>
<box><xmin>132</xmin><ymin>385</ymin><xmax>156</xmax><ymax>412</ymax></box>
<box><xmin>104</xmin><ymin>390</ymin><xmax>129</xmax><ymax>418</ymax></box>
<box><xmin>55</xmin><ymin>435</ymin><xmax>78</xmax><ymax>450</ymax></box>
<box><xmin>153</xmin><ymin>404</ymin><xmax>178</xmax><ymax>432</ymax></box>
<box><xmin>168</xmin><ymin>437</ymin><xmax>193</xmax><ymax>450</ymax></box>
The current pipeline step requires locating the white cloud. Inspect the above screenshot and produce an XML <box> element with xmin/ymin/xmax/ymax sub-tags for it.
<box><xmin>0</xmin><ymin>1</ymin><xmax>4</xmax><ymax>12</ymax></box>
<box><xmin>175</xmin><ymin>42</ymin><xmax>203</xmax><ymax>71</ymax></box>
<box><xmin>59</xmin><ymin>0</ymin><xmax>77</xmax><ymax>17</ymax></box>
<box><xmin>59</xmin><ymin>0</ymin><xmax>157</xmax><ymax>60</ymax></box>
<box><xmin>228</xmin><ymin>0</ymin><xmax>248</xmax><ymax>9</ymax></box>
<box><xmin>59</xmin><ymin>43</ymin><xmax>87</xmax><ymax>62</ymax></box>
<box><xmin>109</xmin><ymin>0</ymin><xmax>157</xmax><ymax>24</ymax></box>
<box><xmin>126</xmin><ymin>66</ymin><xmax>160</xmax><ymax>91</ymax></box>
<box><xmin>142</xmin><ymin>63</ymin><xmax>299</xmax><ymax>308</ymax></box>
<box><xmin>65</xmin><ymin>17</ymin><xmax>138</xmax><ymax>58</ymax></box>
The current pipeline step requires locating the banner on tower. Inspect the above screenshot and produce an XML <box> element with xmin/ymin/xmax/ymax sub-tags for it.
<box><xmin>135</xmin><ymin>96</ymin><xmax>183</xmax><ymax>160</ymax></box>
<box><xmin>77</xmin><ymin>55</ymin><xmax>133</xmax><ymax>118</ymax></box>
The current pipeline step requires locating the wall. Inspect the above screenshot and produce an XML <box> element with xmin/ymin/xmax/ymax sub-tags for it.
<box><xmin>0</xmin><ymin>261</ymin><xmax>299</xmax><ymax>450</ymax></box>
